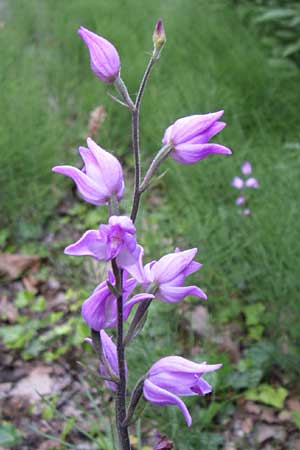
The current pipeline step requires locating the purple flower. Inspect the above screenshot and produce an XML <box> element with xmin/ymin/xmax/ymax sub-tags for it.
<box><xmin>143</xmin><ymin>356</ymin><xmax>222</xmax><ymax>426</ymax></box>
<box><xmin>245</xmin><ymin>177</ymin><xmax>259</xmax><ymax>189</ymax></box>
<box><xmin>99</xmin><ymin>330</ymin><xmax>127</xmax><ymax>391</ymax></box>
<box><xmin>82</xmin><ymin>271</ymin><xmax>154</xmax><ymax>331</ymax></box>
<box><xmin>162</xmin><ymin>111</ymin><xmax>232</xmax><ymax>164</ymax></box>
<box><xmin>243</xmin><ymin>208</ymin><xmax>251</xmax><ymax>216</ymax></box>
<box><xmin>64</xmin><ymin>215</ymin><xmax>144</xmax><ymax>281</ymax></box>
<box><xmin>52</xmin><ymin>137</ymin><xmax>124</xmax><ymax>206</ymax></box>
<box><xmin>143</xmin><ymin>248</ymin><xmax>207</xmax><ymax>303</ymax></box>
<box><xmin>241</xmin><ymin>161</ymin><xmax>252</xmax><ymax>176</ymax></box>
<box><xmin>78</xmin><ymin>26</ymin><xmax>120</xmax><ymax>84</ymax></box>
<box><xmin>231</xmin><ymin>176</ymin><xmax>244</xmax><ymax>189</ymax></box>
<box><xmin>235</xmin><ymin>195</ymin><xmax>246</xmax><ymax>206</ymax></box>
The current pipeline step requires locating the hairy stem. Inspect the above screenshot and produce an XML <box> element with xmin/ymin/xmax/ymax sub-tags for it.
<box><xmin>130</xmin><ymin>56</ymin><xmax>157</xmax><ymax>223</ymax></box>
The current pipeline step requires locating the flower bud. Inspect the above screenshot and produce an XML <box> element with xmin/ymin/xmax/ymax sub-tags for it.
<box><xmin>153</xmin><ymin>19</ymin><xmax>166</xmax><ymax>59</ymax></box>
<box><xmin>78</xmin><ymin>26</ymin><xmax>120</xmax><ymax>84</ymax></box>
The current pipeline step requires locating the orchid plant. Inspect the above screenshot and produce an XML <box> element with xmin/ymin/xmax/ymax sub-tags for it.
<box><xmin>53</xmin><ymin>20</ymin><xmax>231</xmax><ymax>450</ymax></box>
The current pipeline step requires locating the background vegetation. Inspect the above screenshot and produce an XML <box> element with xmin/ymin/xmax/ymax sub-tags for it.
<box><xmin>1</xmin><ymin>0</ymin><xmax>300</xmax><ymax>448</ymax></box>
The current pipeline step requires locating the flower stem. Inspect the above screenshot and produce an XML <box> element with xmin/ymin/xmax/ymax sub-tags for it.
<box><xmin>107</xmin><ymin>198</ymin><xmax>131</xmax><ymax>450</ymax></box>
<box><xmin>130</xmin><ymin>56</ymin><xmax>157</xmax><ymax>223</ymax></box>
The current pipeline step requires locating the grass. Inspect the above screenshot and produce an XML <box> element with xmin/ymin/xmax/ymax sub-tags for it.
<box><xmin>1</xmin><ymin>0</ymin><xmax>300</xmax><ymax>448</ymax></box>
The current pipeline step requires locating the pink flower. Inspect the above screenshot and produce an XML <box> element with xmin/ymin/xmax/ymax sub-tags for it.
<box><xmin>143</xmin><ymin>356</ymin><xmax>222</xmax><ymax>426</ymax></box>
<box><xmin>78</xmin><ymin>26</ymin><xmax>120</xmax><ymax>84</ymax></box>
<box><xmin>241</xmin><ymin>161</ymin><xmax>252</xmax><ymax>176</ymax></box>
<box><xmin>82</xmin><ymin>271</ymin><xmax>154</xmax><ymax>331</ymax></box>
<box><xmin>64</xmin><ymin>215</ymin><xmax>144</xmax><ymax>281</ymax></box>
<box><xmin>245</xmin><ymin>177</ymin><xmax>259</xmax><ymax>189</ymax></box>
<box><xmin>143</xmin><ymin>248</ymin><xmax>207</xmax><ymax>303</ymax></box>
<box><xmin>162</xmin><ymin>111</ymin><xmax>231</xmax><ymax>164</ymax></box>
<box><xmin>235</xmin><ymin>195</ymin><xmax>246</xmax><ymax>206</ymax></box>
<box><xmin>231</xmin><ymin>176</ymin><xmax>244</xmax><ymax>189</ymax></box>
<box><xmin>243</xmin><ymin>208</ymin><xmax>251</xmax><ymax>216</ymax></box>
<box><xmin>52</xmin><ymin>137</ymin><xmax>124</xmax><ymax>205</ymax></box>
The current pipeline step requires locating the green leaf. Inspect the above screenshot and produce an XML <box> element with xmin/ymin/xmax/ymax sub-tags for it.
<box><xmin>253</xmin><ymin>8</ymin><xmax>297</xmax><ymax>24</ymax></box>
<box><xmin>15</xmin><ymin>290</ymin><xmax>34</xmax><ymax>309</ymax></box>
<box><xmin>245</xmin><ymin>384</ymin><xmax>288</xmax><ymax>409</ymax></box>
<box><xmin>61</xmin><ymin>417</ymin><xmax>76</xmax><ymax>440</ymax></box>
<box><xmin>30</xmin><ymin>296</ymin><xmax>46</xmax><ymax>312</ymax></box>
<box><xmin>0</xmin><ymin>229</ymin><xmax>10</xmax><ymax>249</ymax></box>
<box><xmin>0</xmin><ymin>422</ymin><xmax>22</xmax><ymax>447</ymax></box>
<box><xmin>291</xmin><ymin>411</ymin><xmax>300</xmax><ymax>429</ymax></box>
<box><xmin>244</xmin><ymin>303</ymin><xmax>265</xmax><ymax>326</ymax></box>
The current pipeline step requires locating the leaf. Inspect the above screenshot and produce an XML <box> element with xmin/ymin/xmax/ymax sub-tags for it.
<box><xmin>291</xmin><ymin>411</ymin><xmax>300</xmax><ymax>429</ymax></box>
<box><xmin>244</xmin><ymin>303</ymin><xmax>265</xmax><ymax>326</ymax></box>
<box><xmin>245</xmin><ymin>384</ymin><xmax>288</xmax><ymax>409</ymax></box>
<box><xmin>253</xmin><ymin>8</ymin><xmax>297</xmax><ymax>24</ymax></box>
<box><xmin>0</xmin><ymin>422</ymin><xmax>22</xmax><ymax>447</ymax></box>
<box><xmin>15</xmin><ymin>290</ymin><xmax>35</xmax><ymax>308</ymax></box>
<box><xmin>283</xmin><ymin>40</ymin><xmax>300</xmax><ymax>57</ymax></box>
<box><xmin>30</xmin><ymin>295</ymin><xmax>46</xmax><ymax>312</ymax></box>
<box><xmin>248</xmin><ymin>324</ymin><xmax>264</xmax><ymax>341</ymax></box>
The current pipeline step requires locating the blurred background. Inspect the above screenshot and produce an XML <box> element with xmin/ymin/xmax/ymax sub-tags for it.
<box><xmin>0</xmin><ymin>0</ymin><xmax>300</xmax><ymax>449</ymax></box>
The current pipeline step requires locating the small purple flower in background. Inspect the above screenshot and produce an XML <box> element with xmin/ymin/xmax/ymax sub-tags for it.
<box><xmin>162</xmin><ymin>111</ymin><xmax>232</xmax><ymax>164</ymax></box>
<box><xmin>143</xmin><ymin>356</ymin><xmax>222</xmax><ymax>426</ymax></box>
<box><xmin>82</xmin><ymin>271</ymin><xmax>154</xmax><ymax>331</ymax></box>
<box><xmin>52</xmin><ymin>137</ymin><xmax>124</xmax><ymax>205</ymax></box>
<box><xmin>241</xmin><ymin>161</ymin><xmax>252</xmax><ymax>176</ymax></box>
<box><xmin>64</xmin><ymin>215</ymin><xmax>144</xmax><ymax>280</ymax></box>
<box><xmin>78</xmin><ymin>27</ymin><xmax>120</xmax><ymax>84</ymax></box>
<box><xmin>143</xmin><ymin>248</ymin><xmax>207</xmax><ymax>303</ymax></box>
<box><xmin>245</xmin><ymin>177</ymin><xmax>259</xmax><ymax>189</ymax></box>
<box><xmin>231</xmin><ymin>161</ymin><xmax>259</xmax><ymax>215</ymax></box>
<box><xmin>235</xmin><ymin>195</ymin><xmax>246</xmax><ymax>206</ymax></box>
<box><xmin>99</xmin><ymin>330</ymin><xmax>127</xmax><ymax>391</ymax></box>
<box><xmin>231</xmin><ymin>176</ymin><xmax>244</xmax><ymax>189</ymax></box>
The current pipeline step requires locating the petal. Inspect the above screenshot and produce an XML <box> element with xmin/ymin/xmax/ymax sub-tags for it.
<box><xmin>183</xmin><ymin>261</ymin><xmax>202</xmax><ymax>277</ymax></box>
<box><xmin>153</xmin><ymin>249</ymin><xmax>198</xmax><ymax>284</ymax></box>
<box><xmin>149</xmin><ymin>356</ymin><xmax>222</xmax><ymax>377</ymax></box>
<box><xmin>231</xmin><ymin>176</ymin><xmax>244</xmax><ymax>189</ymax></box>
<box><xmin>143</xmin><ymin>379</ymin><xmax>192</xmax><ymax>427</ymax></box>
<box><xmin>157</xmin><ymin>284</ymin><xmax>207</xmax><ymax>303</ymax></box>
<box><xmin>191</xmin><ymin>377</ymin><xmax>212</xmax><ymax>396</ymax></box>
<box><xmin>108</xmin><ymin>215</ymin><xmax>135</xmax><ymax>234</ymax></box>
<box><xmin>86</xmin><ymin>138</ymin><xmax>124</xmax><ymax>199</ymax></box>
<box><xmin>117</xmin><ymin>244</ymin><xmax>145</xmax><ymax>283</ymax></box>
<box><xmin>123</xmin><ymin>293</ymin><xmax>155</xmax><ymax>321</ymax></box>
<box><xmin>171</xmin><ymin>143</ymin><xmax>232</xmax><ymax>164</ymax></box>
<box><xmin>100</xmin><ymin>330</ymin><xmax>119</xmax><ymax>375</ymax></box>
<box><xmin>64</xmin><ymin>229</ymin><xmax>107</xmax><ymax>259</ymax></box>
<box><xmin>52</xmin><ymin>165</ymin><xmax>108</xmax><ymax>205</ymax></box>
<box><xmin>171</xmin><ymin>111</ymin><xmax>224</xmax><ymax>145</ymax></box>
<box><xmin>81</xmin><ymin>283</ymin><xmax>112</xmax><ymax>330</ymax></box>
<box><xmin>162</xmin><ymin>123</ymin><xmax>174</xmax><ymax>145</ymax></box>
<box><xmin>187</xmin><ymin>121</ymin><xmax>226</xmax><ymax>144</ymax></box>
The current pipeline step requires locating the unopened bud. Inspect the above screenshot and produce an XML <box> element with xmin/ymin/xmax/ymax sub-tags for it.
<box><xmin>153</xmin><ymin>19</ymin><xmax>166</xmax><ymax>59</ymax></box>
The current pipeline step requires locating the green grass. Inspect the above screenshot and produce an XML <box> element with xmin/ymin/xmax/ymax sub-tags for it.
<box><xmin>1</xmin><ymin>0</ymin><xmax>300</xmax><ymax>448</ymax></box>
